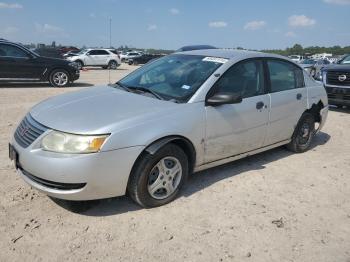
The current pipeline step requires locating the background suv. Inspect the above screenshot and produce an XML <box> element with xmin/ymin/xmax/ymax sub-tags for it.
<box><xmin>67</xmin><ymin>49</ymin><xmax>121</xmax><ymax>70</ymax></box>
<box><xmin>322</xmin><ymin>54</ymin><xmax>350</xmax><ymax>108</ymax></box>
<box><xmin>0</xmin><ymin>39</ymin><xmax>79</xmax><ymax>87</ymax></box>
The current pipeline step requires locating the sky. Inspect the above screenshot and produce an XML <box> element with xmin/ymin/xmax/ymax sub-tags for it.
<box><xmin>0</xmin><ymin>0</ymin><xmax>349</xmax><ymax>50</ymax></box>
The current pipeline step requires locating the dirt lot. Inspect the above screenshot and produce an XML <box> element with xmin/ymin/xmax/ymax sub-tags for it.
<box><xmin>0</xmin><ymin>64</ymin><xmax>349</xmax><ymax>262</ymax></box>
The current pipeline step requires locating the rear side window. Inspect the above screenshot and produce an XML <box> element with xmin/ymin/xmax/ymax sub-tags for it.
<box><xmin>0</xmin><ymin>44</ymin><xmax>28</xmax><ymax>58</ymax></box>
<box><xmin>97</xmin><ymin>50</ymin><xmax>109</xmax><ymax>55</ymax></box>
<box><xmin>267</xmin><ymin>60</ymin><xmax>304</xmax><ymax>92</ymax></box>
<box><xmin>213</xmin><ymin>60</ymin><xmax>265</xmax><ymax>98</ymax></box>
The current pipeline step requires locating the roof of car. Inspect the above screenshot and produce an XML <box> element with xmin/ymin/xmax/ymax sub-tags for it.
<box><xmin>176</xmin><ymin>48</ymin><xmax>286</xmax><ymax>61</ymax></box>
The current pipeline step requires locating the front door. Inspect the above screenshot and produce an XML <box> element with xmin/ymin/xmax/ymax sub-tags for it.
<box><xmin>0</xmin><ymin>43</ymin><xmax>42</xmax><ymax>79</ymax></box>
<box><xmin>205</xmin><ymin>59</ymin><xmax>270</xmax><ymax>163</ymax></box>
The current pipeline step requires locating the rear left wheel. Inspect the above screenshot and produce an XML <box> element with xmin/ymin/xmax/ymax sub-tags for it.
<box><xmin>108</xmin><ymin>60</ymin><xmax>118</xmax><ymax>70</ymax></box>
<box><xmin>127</xmin><ymin>144</ymin><xmax>188</xmax><ymax>208</ymax></box>
<box><xmin>286</xmin><ymin>112</ymin><xmax>315</xmax><ymax>153</ymax></box>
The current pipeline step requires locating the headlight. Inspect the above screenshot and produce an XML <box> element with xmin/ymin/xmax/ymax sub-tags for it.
<box><xmin>68</xmin><ymin>62</ymin><xmax>78</xmax><ymax>69</ymax></box>
<box><xmin>41</xmin><ymin>131</ymin><xmax>109</xmax><ymax>154</ymax></box>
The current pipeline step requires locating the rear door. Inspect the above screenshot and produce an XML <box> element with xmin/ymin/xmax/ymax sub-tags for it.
<box><xmin>95</xmin><ymin>50</ymin><xmax>110</xmax><ymax>65</ymax></box>
<box><xmin>264</xmin><ymin>59</ymin><xmax>307</xmax><ymax>145</ymax></box>
<box><xmin>205</xmin><ymin>59</ymin><xmax>270</xmax><ymax>162</ymax></box>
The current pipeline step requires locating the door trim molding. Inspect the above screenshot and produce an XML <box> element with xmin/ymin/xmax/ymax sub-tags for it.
<box><xmin>194</xmin><ymin>139</ymin><xmax>290</xmax><ymax>172</ymax></box>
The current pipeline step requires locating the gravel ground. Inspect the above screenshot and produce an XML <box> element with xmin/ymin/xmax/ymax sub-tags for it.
<box><xmin>0</xmin><ymin>64</ymin><xmax>349</xmax><ymax>262</ymax></box>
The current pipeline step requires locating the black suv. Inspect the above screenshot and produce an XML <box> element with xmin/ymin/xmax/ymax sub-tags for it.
<box><xmin>322</xmin><ymin>54</ymin><xmax>350</xmax><ymax>108</ymax></box>
<box><xmin>0</xmin><ymin>40</ymin><xmax>79</xmax><ymax>87</ymax></box>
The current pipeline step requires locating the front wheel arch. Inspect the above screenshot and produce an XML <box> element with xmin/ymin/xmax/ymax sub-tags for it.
<box><xmin>131</xmin><ymin>136</ymin><xmax>196</xmax><ymax>179</ymax></box>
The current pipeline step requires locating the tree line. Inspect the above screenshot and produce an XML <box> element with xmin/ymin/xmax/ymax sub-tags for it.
<box><xmin>261</xmin><ymin>44</ymin><xmax>350</xmax><ymax>56</ymax></box>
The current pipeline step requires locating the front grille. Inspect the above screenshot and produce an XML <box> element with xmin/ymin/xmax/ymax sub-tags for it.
<box><xmin>326</xmin><ymin>71</ymin><xmax>350</xmax><ymax>86</ymax></box>
<box><xmin>21</xmin><ymin>168</ymin><xmax>86</xmax><ymax>190</ymax></box>
<box><xmin>14</xmin><ymin>114</ymin><xmax>47</xmax><ymax>148</ymax></box>
<box><xmin>326</xmin><ymin>86</ymin><xmax>350</xmax><ymax>101</ymax></box>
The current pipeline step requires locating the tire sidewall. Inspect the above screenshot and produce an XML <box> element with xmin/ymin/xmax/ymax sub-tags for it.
<box><xmin>129</xmin><ymin>144</ymin><xmax>189</xmax><ymax>208</ymax></box>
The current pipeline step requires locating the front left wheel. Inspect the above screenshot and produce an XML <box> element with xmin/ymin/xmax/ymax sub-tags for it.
<box><xmin>127</xmin><ymin>144</ymin><xmax>189</xmax><ymax>208</ymax></box>
<box><xmin>49</xmin><ymin>69</ymin><xmax>70</xmax><ymax>87</ymax></box>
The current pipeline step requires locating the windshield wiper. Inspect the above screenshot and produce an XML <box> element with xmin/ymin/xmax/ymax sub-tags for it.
<box><xmin>110</xmin><ymin>82</ymin><xmax>132</xmax><ymax>92</ymax></box>
<box><xmin>128</xmin><ymin>86</ymin><xmax>165</xmax><ymax>100</ymax></box>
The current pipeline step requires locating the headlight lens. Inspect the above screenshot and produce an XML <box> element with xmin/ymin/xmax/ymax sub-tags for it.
<box><xmin>68</xmin><ymin>62</ymin><xmax>78</xmax><ymax>69</ymax></box>
<box><xmin>41</xmin><ymin>131</ymin><xmax>109</xmax><ymax>154</ymax></box>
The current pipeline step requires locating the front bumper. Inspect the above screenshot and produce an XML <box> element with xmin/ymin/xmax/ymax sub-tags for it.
<box><xmin>70</xmin><ymin>69</ymin><xmax>80</xmax><ymax>81</ymax></box>
<box><xmin>10</xmin><ymin>136</ymin><xmax>144</xmax><ymax>201</ymax></box>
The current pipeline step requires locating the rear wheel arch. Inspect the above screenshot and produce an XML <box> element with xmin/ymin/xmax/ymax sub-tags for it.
<box><xmin>306</xmin><ymin>100</ymin><xmax>324</xmax><ymax>123</ymax></box>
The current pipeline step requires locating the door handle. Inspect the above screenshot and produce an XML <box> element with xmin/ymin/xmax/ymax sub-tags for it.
<box><xmin>296</xmin><ymin>93</ymin><xmax>302</xmax><ymax>100</ymax></box>
<box><xmin>256</xmin><ymin>101</ymin><xmax>264</xmax><ymax>110</ymax></box>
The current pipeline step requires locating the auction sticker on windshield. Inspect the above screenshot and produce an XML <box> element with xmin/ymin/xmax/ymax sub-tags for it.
<box><xmin>202</xmin><ymin>57</ymin><xmax>228</xmax><ymax>63</ymax></box>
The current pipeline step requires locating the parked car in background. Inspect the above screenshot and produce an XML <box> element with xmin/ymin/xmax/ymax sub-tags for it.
<box><xmin>120</xmin><ymin>51</ymin><xmax>143</xmax><ymax>62</ymax></box>
<box><xmin>66</xmin><ymin>48</ymin><xmax>121</xmax><ymax>70</ymax></box>
<box><xmin>299</xmin><ymin>59</ymin><xmax>317</xmax><ymax>76</ymax></box>
<box><xmin>0</xmin><ymin>39</ymin><xmax>79</xmax><ymax>87</ymax></box>
<box><xmin>289</xmin><ymin>55</ymin><xmax>304</xmax><ymax>63</ymax></box>
<box><xmin>33</xmin><ymin>47</ymin><xmax>64</xmax><ymax>59</ymax></box>
<box><xmin>127</xmin><ymin>54</ymin><xmax>164</xmax><ymax>65</ymax></box>
<box><xmin>9</xmin><ymin>49</ymin><xmax>328</xmax><ymax>208</ymax></box>
<box><xmin>322</xmin><ymin>57</ymin><xmax>350</xmax><ymax>108</ymax></box>
<box><xmin>311</xmin><ymin>59</ymin><xmax>331</xmax><ymax>79</ymax></box>
<box><xmin>58</xmin><ymin>46</ymin><xmax>80</xmax><ymax>55</ymax></box>
<box><xmin>63</xmin><ymin>50</ymin><xmax>80</xmax><ymax>58</ymax></box>
<box><xmin>176</xmin><ymin>45</ymin><xmax>217</xmax><ymax>52</ymax></box>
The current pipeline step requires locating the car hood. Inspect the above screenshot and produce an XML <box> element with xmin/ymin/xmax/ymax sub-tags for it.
<box><xmin>323</xmin><ymin>64</ymin><xmax>350</xmax><ymax>71</ymax></box>
<box><xmin>37</xmin><ymin>56</ymin><xmax>69</xmax><ymax>65</ymax></box>
<box><xmin>30</xmin><ymin>86</ymin><xmax>179</xmax><ymax>134</ymax></box>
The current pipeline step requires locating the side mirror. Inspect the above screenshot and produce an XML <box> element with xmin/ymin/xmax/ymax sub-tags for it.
<box><xmin>206</xmin><ymin>92</ymin><xmax>242</xmax><ymax>106</ymax></box>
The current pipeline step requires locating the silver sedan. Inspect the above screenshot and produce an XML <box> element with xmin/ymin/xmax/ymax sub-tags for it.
<box><xmin>9</xmin><ymin>49</ymin><xmax>328</xmax><ymax>208</ymax></box>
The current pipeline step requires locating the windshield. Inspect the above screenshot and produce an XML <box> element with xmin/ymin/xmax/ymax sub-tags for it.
<box><xmin>339</xmin><ymin>55</ymin><xmax>350</xmax><ymax>64</ymax></box>
<box><xmin>117</xmin><ymin>54</ymin><xmax>224</xmax><ymax>102</ymax></box>
<box><xmin>77</xmin><ymin>49</ymin><xmax>87</xmax><ymax>55</ymax></box>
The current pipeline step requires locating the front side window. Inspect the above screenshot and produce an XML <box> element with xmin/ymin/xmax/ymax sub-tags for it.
<box><xmin>87</xmin><ymin>50</ymin><xmax>99</xmax><ymax>55</ymax></box>
<box><xmin>267</xmin><ymin>60</ymin><xmax>304</xmax><ymax>92</ymax></box>
<box><xmin>117</xmin><ymin>54</ymin><xmax>223</xmax><ymax>102</ymax></box>
<box><xmin>0</xmin><ymin>44</ymin><xmax>28</xmax><ymax>58</ymax></box>
<box><xmin>213</xmin><ymin>60</ymin><xmax>265</xmax><ymax>98</ymax></box>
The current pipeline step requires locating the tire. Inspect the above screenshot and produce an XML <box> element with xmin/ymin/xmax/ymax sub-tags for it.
<box><xmin>75</xmin><ymin>60</ymin><xmax>83</xmax><ymax>70</ymax></box>
<box><xmin>49</xmin><ymin>69</ymin><xmax>70</xmax><ymax>88</ymax></box>
<box><xmin>128</xmin><ymin>144</ymin><xmax>189</xmax><ymax>208</ymax></box>
<box><xmin>286</xmin><ymin>113</ymin><xmax>315</xmax><ymax>153</ymax></box>
<box><xmin>102</xmin><ymin>66</ymin><xmax>108</xmax><ymax>69</ymax></box>
<box><xmin>108</xmin><ymin>60</ymin><xmax>118</xmax><ymax>70</ymax></box>
<box><xmin>128</xmin><ymin>60</ymin><xmax>133</xmax><ymax>65</ymax></box>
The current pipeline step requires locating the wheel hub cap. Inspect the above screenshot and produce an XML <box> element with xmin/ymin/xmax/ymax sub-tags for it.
<box><xmin>147</xmin><ymin>157</ymin><xmax>182</xmax><ymax>200</ymax></box>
